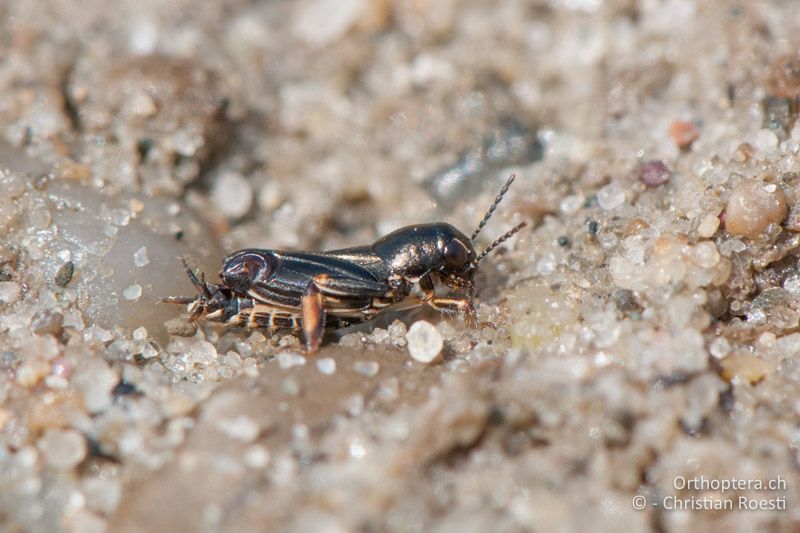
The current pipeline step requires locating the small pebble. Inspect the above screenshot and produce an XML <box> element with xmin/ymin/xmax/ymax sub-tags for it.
<box><xmin>388</xmin><ymin>320</ymin><xmax>407</xmax><ymax>346</ymax></box>
<box><xmin>258</xmin><ymin>182</ymin><xmax>283</xmax><ymax>212</ymax></box>
<box><xmin>733</xmin><ymin>142</ymin><xmax>755</xmax><ymax>162</ymax></box>
<box><xmin>696</xmin><ymin>213</ymin><xmax>721</xmax><ymax>238</ymax></box>
<box><xmin>165</xmin><ymin>317</ymin><xmax>198</xmax><ymax>337</ymax></box>
<box><xmin>84</xmin><ymin>326</ymin><xmax>114</xmax><ymax>343</ymax></box>
<box><xmin>30</xmin><ymin>309</ymin><xmax>64</xmax><ymax>337</ymax></box>
<box><xmin>0</xmin><ymin>171</ymin><xmax>25</xmax><ymax>199</ymax></box>
<box><xmin>32</xmin><ymin>173</ymin><xmax>49</xmax><ymax>190</ymax></box>
<box><xmin>668</xmin><ymin>120</ymin><xmax>700</xmax><ymax>148</ymax></box>
<box><xmin>752</xmin><ymin>128</ymin><xmax>779</xmax><ymax>151</ymax></box>
<box><xmin>316</xmin><ymin>357</ymin><xmax>336</xmax><ymax>375</ymax></box>
<box><xmin>354</xmin><ymin>360</ymin><xmax>379</xmax><ymax>377</ymax></box>
<box><xmin>66</xmin><ymin>511</ymin><xmax>107</xmax><ymax>533</ymax></box>
<box><xmin>612</xmin><ymin>289</ymin><xmax>638</xmax><ymax>313</ymax></box>
<box><xmin>129</xmin><ymin>198</ymin><xmax>145</xmax><ymax>214</ymax></box>
<box><xmin>217</xmin><ymin>415</ymin><xmax>260</xmax><ymax>442</ymax></box>
<box><xmin>277</xmin><ymin>352</ymin><xmax>306</xmax><ymax>369</ymax></box>
<box><xmin>559</xmin><ymin>194</ymin><xmax>585</xmax><ymax>215</ymax></box>
<box><xmin>133</xmin><ymin>246</ymin><xmax>150</xmax><ymax>267</ymax></box>
<box><xmin>708</xmin><ymin>337</ymin><xmax>732</xmax><ymax>359</ymax></box>
<box><xmin>783</xmin><ymin>272</ymin><xmax>800</xmax><ymax>295</ymax></box>
<box><xmin>16</xmin><ymin>357</ymin><xmax>51</xmax><ymax>387</ymax></box>
<box><xmin>596</xmin><ymin>182</ymin><xmax>626</xmax><ymax>211</ymax></box>
<box><xmin>191</xmin><ymin>340</ymin><xmax>218</xmax><ymax>360</ymax></box>
<box><xmin>0</xmin><ymin>281</ymin><xmax>21</xmax><ymax>306</ymax></box>
<box><xmin>211</xmin><ymin>171</ymin><xmax>253</xmax><ymax>219</ymax></box>
<box><xmin>282</xmin><ymin>377</ymin><xmax>302</xmax><ymax>396</ymax></box>
<box><xmin>38</xmin><ymin>428</ymin><xmax>87</xmax><ymax>470</ymax></box>
<box><xmin>141</xmin><ymin>343</ymin><xmax>158</xmax><ymax>359</ymax></box>
<box><xmin>725</xmin><ymin>180</ymin><xmax>787</xmax><ymax>238</ymax></box>
<box><xmin>370</xmin><ymin>327</ymin><xmax>390</xmax><ymax>344</ymax></box>
<box><xmin>293</xmin><ymin>0</ymin><xmax>366</xmax><ymax>47</ymax></box>
<box><xmin>639</xmin><ymin>160</ymin><xmax>671</xmax><ymax>187</ymax></box>
<box><xmin>54</xmin><ymin>261</ymin><xmax>74</xmax><ymax>287</ymax></box>
<box><xmin>536</xmin><ymin>254</ymin><xmax>557</xmax><ymax>275</ymax></box>
<box><xmin>73</xmin><ymin>358</ymin><xmax>118</xmax><ymax>413</ymax></box>
<box><xmin>122</xmin><ymin>284</ymin><xmax>143</xmax><ymax>301</ymax></box>
<box><xmin>406</xmin><ymin>320</ymin><xmax>443</xmax><ymax>363</ymax></box>
<box><xmin>688</xmin><ymin>241</ymin><xmax>720</xmax><ymax>268</ymax></box>
<box><xmin>130</xmin><ymin>91</ymin><xmax>157</xmax><ymax>117</ymax></box>
<box><xmin>29</xmin><ymin>207</ymin><xmax>52</xmax><ymax>230</ymax></box>
<box><xmin>82</xmin><ymin>477</ymin><xmax>123</xmax><ymax>515</ymax></box>
<box><xmin>720</xmin><ymin>354</ymin><xmax>772</xmax><ymax>384</ymax></box>
<box><xmin>50</xmin><ymin>357</ymin><xmax>72</xmax><ymax>379</ymax></box>
<box><xmin>243</xmin><ymin>445</ymin><xmax>271</xmax><ymax>469</ymax></box>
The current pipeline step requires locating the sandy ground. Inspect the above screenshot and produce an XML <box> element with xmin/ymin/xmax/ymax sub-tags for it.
<box><xmin>1</xmin><ymin>0</ymin><xmax>799</xmax><ymax>531</ymax></box>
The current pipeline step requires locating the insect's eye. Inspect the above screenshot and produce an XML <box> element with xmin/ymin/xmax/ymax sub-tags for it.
<box><xmin>443</xmin><ymin>239</ymin><xmax>469</xmax><ymax>268</ymax></box>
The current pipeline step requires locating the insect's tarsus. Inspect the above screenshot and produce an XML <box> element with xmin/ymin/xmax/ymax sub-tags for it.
<box><xmin>470</xmin><ymin>173</ymin><xmax>517</xmax><ymax>242</ymax></box>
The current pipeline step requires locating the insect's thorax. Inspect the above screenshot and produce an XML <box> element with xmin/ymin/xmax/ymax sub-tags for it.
<box><xmin>369</xmin><ymin>222</ymin><xmax>476</xmax><ymax>286</ymax></box>
<box><xmin>371</xmin><ymin>224</ymin><xmax>446</xmax><ymax>278</ymax></box>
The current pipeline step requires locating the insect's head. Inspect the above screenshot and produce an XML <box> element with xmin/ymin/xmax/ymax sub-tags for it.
<box><xmin>162</xmin><ymin>258</ymin><xmax>233</xmax><ymax>322</ymax></box>
<box><xmin>432</xmin><ymin>224</ymin><xmax>478</xmax><ymax>290</ymax></box>
<box><xmin>434</xmin><ymin>173</ymin><xmax>526</xmax><ymax>289</ymax></box>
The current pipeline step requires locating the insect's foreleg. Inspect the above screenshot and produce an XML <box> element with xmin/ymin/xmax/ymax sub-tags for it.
<box><xmin>419</xmin><ymin>275</ymin><xmax>479</xmax><ymax>328</ymax></box>
<box><xmin>301</xmin><ymin>275</ymin><xmax>327</xmax><ymax>354</ymax></box>
<box><xmin>425</xmin><ymin>297</ymin><xmax>479</xmax><ymax>328</ymax></box>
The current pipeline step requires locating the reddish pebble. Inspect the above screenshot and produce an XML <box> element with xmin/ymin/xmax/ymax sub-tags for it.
<box><xmin>668</xmin><ymin>120</ymin><xmax>700</xmax><ymax>149</ymax></box>
<box><xmin>639</xmin><ymin>160</ymin><xmax>671</xmax><ymax>187</ymax></box>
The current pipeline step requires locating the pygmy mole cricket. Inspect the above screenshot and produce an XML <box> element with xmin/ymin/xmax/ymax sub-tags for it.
<box><xmin>164</xmin><ymin>174</ymin><xmax>525</xmax><ymax>354</ymax></box>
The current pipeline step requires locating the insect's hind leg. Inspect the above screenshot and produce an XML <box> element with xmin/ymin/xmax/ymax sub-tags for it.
<box><xmin>301</xmin><ymin>276</ymin><xmax>328</xmax><ymax>354</ymax></box>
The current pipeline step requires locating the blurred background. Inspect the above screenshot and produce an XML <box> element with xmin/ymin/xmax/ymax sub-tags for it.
<box><xmin>1</xmin><ymin>1</ymin><xmax>799</xmax><ymax>531</ymax></box>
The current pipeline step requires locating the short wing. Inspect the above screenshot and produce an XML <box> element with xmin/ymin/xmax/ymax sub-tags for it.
<box><xmin>247</xmin><ymin>251</ymin><xmax>389</xmax><ymax>313</ymax></box>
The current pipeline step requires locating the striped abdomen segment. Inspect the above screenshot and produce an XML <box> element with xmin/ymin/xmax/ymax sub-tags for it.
<box><xmin>224</xmin><ymin>301</ymin><xmax>361</xmax><ymax>333</ymax></box>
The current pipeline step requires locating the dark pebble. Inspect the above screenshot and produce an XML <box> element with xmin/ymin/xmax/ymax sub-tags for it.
<box><xmin>112</xmin><ymin>379</ymin><xmax>139</xmax><ymax>396</ymax></box>
<box><xmin>613</xmin><ymin>289</ymin><xmax>639</xmax><ymax>313</ymax></box>
<box><xmin>762</xmin><ymin>96</ymin><xmax>795</xmax><ymax>133</ymax></box>
<box><xmin>55</xmin><ymin>261</ymin><xmax>74</xmax><ymax>287</ymax></box>
<box><xmin>32</xmin><ymin>174</ymin><xmax>50</xmax><ymax>190</ymax></box>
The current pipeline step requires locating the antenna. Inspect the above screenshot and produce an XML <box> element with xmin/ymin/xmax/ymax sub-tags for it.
<box><xmin>471</xmin><ymin>221</ymin><xmax>527</xmax><ymax>268</ymax></box>
<box><xmin>180</xmin><ymin>257</ymin><xmax>211</xmax><ymax>298</ymax></box>
<box><xmin>470</xmin><ymin>173</ymin><xmax>517</xmax><ymax>242</ymax></box>
<box><xmin>162</xmin><ymin>257</ymin><xmax>210</xmax><ymax>304</ymax></box>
